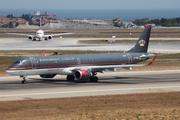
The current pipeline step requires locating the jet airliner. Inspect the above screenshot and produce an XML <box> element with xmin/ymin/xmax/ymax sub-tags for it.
<box><xmin>6</xmin><ymin>24</ymin><xmax>156</xmax><ymax>84</ymax></box>
<box><xmin>5</xmin><ymin>19</ymin><xmax>73</xmax><ymax>41</ymax></box>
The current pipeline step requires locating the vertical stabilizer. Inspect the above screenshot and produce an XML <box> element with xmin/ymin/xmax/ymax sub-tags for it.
<box><xmin>128</xmin><ymin>24</ymin><xmax>152</xmax><ymax>53</ymax></box>
<box><xmin>39</xmin><ymin>19</ymin><xmax>42</xmax><ymax>30</ymax></box>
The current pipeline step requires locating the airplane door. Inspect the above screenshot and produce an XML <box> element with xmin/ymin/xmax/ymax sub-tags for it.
<box><xmin>30</xmin><ymin>57</ymin><xmax>37</xmax><ymax>69</ymax></box>
<box><xmin>127</xmin><ymin>54</ymin><xmax>132</xmax><ymax>63</ymax></box>
<box><xmin>77</xmin><ymin>58</ymin><xmax>81</xmax><ymax>64</ymax></box>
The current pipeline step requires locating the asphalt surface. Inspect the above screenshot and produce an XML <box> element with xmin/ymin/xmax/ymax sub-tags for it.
<box><xmin>0</xmin><ymin>70</ymin><xmax>180</xmax><ymax>101</ymax></box>
<box><xmin>0</xmin><ymin>38</ymin><xmax>180</xmax><ymax>53</ymax></box>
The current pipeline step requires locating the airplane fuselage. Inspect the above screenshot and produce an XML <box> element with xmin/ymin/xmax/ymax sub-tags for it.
<box><xmin>35</xmin><ymin>30</ymin><xmax>44</xmax><ymax>40</ymax></box>
<box><xmin>6</xmin><ymin>52</ymin><xmax>149</xmax><ymax>76</ymax></box>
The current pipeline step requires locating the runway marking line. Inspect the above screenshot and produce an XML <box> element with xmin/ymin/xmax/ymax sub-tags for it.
<box><xmin>0</xmin><ymin>86</ymin><xmax>180</xmax><ymax>98</ymax></box>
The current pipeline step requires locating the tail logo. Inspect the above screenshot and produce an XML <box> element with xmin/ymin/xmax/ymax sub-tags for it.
<box><xmin>138</xmin><ymin>39</ymin><xmax>146</xmax><ymax>46</ymax></box>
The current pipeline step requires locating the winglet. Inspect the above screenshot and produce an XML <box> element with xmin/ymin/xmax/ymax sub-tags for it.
<box><xmin>42</xmin><ymin>52</ymin><xmax>46</xmax><ymax>56</ymax></box>
<box><xmin>148</xmin><ymin>55</ymin><xmax>157</xmax><ymax>65</ymax></box>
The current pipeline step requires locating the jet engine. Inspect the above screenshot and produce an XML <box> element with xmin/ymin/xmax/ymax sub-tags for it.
<box><xmin>39</xmin><ymin>74</ymin><xmax>57</xmax><ymax>78</ymax></box>
<box><xmin>48</xmin><ymin>35</ymin><xmax>53</xmax><ymax>40</ymax></box>
<box><xmin>45</xmin><ymin>36</ymin><xmax>53</xmax><ymax>40</ymax></box>
<box><xmin>28</xmin><ymin>35</ymin><xmax>33</xmax><ymax>40</ymax></box>
<box><xmin>74</xmin><ymin>69</ymin><xmax>92</xmax><ymax>80</ymax></box>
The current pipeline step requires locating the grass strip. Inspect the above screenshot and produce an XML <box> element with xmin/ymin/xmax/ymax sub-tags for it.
<box><xmin>0</xmin><ymin>92</ymin><xmax>180</xmax><ymax>120</ymax></box>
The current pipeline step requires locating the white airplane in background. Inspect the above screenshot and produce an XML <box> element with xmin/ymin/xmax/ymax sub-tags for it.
<box><xmin>5</xmin><ymin>19</ymin><xmax>73</xmax><ymax>41</ymax></box>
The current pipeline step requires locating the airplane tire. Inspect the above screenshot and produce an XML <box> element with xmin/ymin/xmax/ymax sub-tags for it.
<box><xmin>22</xmin><ymin>80</ymin><xmax>27</xmax><ymax>84</ymax></box>
<box><xmin>67</xmin><ymin>75</ymin><xmax>75</xmax><ymax>81</ymax></box>
<box><xmin>90</xmin><ymin>76</ymin><xmax>98</xmax><ymax>82</ymax></box>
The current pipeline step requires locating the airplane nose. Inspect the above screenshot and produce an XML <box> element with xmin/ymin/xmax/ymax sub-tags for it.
<box><xmin>6</xmin><ymin>70</ymin><xmax>13</xmax><ymax>74</ymax></box>
<box><xmin>6</xmin><ymin>67</ymin><xmax>17</xmax><ymax>75</ymax></box>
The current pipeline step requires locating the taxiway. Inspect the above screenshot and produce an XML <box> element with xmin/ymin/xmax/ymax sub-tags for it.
<box><xmin>0</xmin><ymin>38</ymin><xmax>180</xmax><ymax>101</ymax></box>
<box><xmin>0</xmin><ymin>38</ymin><xmax>180</xmax><ymax>53</ymax></box>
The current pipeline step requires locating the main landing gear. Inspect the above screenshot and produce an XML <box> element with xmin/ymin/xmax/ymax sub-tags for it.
<box><xmin>90</xmin><ymin>76</ymin><xmax>98</xmax><ymax>82</ymax></box>
<box><xmin>32</xmin><ymin>37</ymin><xmax>36</xmax><ymax>41</ymax></box>
<box><xmin>90</xmin><ymin>72</ymin><xmax>98</xmax><ymax>82</ymax></box>
<box><xmin>20</xmin><ymin>76</ymin><xmax>27</xmax><ymax>84</ymax></box>
<box><xmin>66</xmin><ymin>75</ymin><xmax>75</xmax><ymax>81</ymax></box>
<box><xmin>66</xmin><ymin>75</ymin><xmax>98</xmax><ymax>82</ymax></box>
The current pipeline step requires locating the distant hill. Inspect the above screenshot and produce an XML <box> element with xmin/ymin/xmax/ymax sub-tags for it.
<box><xmin>16</xmin><ymin>25</ymin><xmax>39</xmax><ymax>29</ymax></box>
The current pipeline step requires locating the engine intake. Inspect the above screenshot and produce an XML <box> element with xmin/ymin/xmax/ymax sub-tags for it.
<box><xmin>48</xmin><ymin>35</ymin><xmax>53</xmax><ymax>39</ymax></box>
<box><xmin>28</xmin><ymin>35</ymin><xmax>33</xmax><ymax>40</ymax></box>
<box><xmin>74</xmin><ymin>69</ymin><xmax>92</xmax><ymax>80</ymax></box>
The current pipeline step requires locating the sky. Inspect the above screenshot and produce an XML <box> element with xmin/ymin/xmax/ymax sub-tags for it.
<box><xmin>0</xmin><ymin>0</ymin><xmax>180</xmax><ymax>10</ymax></box>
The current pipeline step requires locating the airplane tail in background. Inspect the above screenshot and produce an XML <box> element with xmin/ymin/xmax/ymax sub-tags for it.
<box><xmin>128</xmin><ymin>24</ymin><xmax>152</xmax><ymax>53</ymax></box>
<box><xmin>39</xmin><ymin>19</ymin><xmax>42</xmax><ymax>30</ymax></box>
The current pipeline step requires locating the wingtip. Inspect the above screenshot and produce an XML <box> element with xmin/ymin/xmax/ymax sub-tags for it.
<box><xmin>148</xmin><ymin>55</ymin><xmax>157</xmax><ymax>65</ymax></box>
<box><xmin>42</xmin><ymin>52</ymin><xmax>46</xmax><ymax>56</ymax></box>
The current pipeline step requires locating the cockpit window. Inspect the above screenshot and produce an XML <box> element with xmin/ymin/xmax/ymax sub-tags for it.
<box><xmin>13</xmin><ymin>61</ymin><xmax>21</xmax><ymax>64</ymax></box>
<box><xmin>13</xmin><ymin>60</ymin><xmax>27</xmax><ymax>65</ymax></box>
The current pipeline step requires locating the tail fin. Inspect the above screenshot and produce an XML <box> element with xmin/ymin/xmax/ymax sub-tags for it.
<box><xmin>128</xmin><ymin>24</ymin><xmax>152</xmax><ymax>53</ymax></box>
<box><xmin>39</xmin><ymin>19</ymin><xmax>42</xmax><ymax>30</ymax></box>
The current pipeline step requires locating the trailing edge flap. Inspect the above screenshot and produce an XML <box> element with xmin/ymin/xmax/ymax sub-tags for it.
<box><xmin>71</xmin><ymin>64</ymin><xmax>144</xmax><ymax>72</ymax></box>
<box><xmin>122</xmin><ymin>67</ymin><xmax>132</xmax><ymax>71</ymax></box>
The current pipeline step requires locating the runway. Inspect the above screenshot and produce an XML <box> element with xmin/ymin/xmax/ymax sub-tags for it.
<box><xmin>0</xmin><ymin>38</ymin><xmax>180</xmax><ymax>53</ymax></box>
<box><xmin>0</xmin><ymin>38</ymin><xmax>180</xmax><ymax>101</ymax></box>
<box><xmin>1</xmin><ymin>70</ymin><xmax>180</xmax><ymax>101</ymax></box>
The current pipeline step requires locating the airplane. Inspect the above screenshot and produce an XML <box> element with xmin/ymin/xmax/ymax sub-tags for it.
<box><xmin>6</xmin><ymin>24</ymin><xmax>156</xmax><ymax>84</ymax></box>
<box><xmin>5</xmin><ymin>19</ymin><xmax>73</xmax><ymax>41</ymax></box>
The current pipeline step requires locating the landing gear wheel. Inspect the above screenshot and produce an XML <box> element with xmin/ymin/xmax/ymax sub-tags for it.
<box><xmin>32</xmin><ymin>37</ymin><xmax>36</xmax><ymax>41</ymax></box>
<box><xmin>66</xmin><ymin>75</ymin><xmax>75</xmax><ymax>81</ymax></box>
<box><xmin>21</xmin><ymin>76</ymin><xmax>27</xmax><ymax>84</ymax></box>
<box><xmin>21</xmin><ymin>80</ymin><xmax>27</xmax><ymax>84</ymax></box>
<box><xmin>90</xmin><ymin>76</ymin><xmax>98</xmax><ymax>82</ymax></box>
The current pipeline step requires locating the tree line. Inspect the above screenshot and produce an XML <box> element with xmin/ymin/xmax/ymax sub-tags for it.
<box><xmin>133</xmin><ymin>17</ymin><xmax>180</xmax><ymax>27</ymax></box>
<box><xmin>1</xmin><ymin>14</ymin><xmax>33</xmax><ymax>28</ymax></box>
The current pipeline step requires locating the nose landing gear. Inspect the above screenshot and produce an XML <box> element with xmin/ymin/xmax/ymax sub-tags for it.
<box><xmin>20</xmin><ymin>76</ymin><xmax>27</xmax><ymax>84</ymax></box>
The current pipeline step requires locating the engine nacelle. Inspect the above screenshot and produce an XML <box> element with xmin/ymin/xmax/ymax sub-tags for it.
<box><xmin>45</xmin><ymin>36</ymin><xmax>53</xmax><ymax>40</ymax></box>
<box><xmin>48</xmin><ymin>35</ymin><xmax>53</xmax><ymax>39</ymax></box>
<box><xmin>28</xmin><ymin>35</ymin><xmax>33</xmax><ymax>40</ymax></box>
<box><xmin>74</xmin><ymin>69</ymin><xmax>92</xmax><ymax>80</ymax></box>
<box><xmin>39</xmin><ymin>74</ymin><xmax>57</xmax><ymax>78</ymax></box>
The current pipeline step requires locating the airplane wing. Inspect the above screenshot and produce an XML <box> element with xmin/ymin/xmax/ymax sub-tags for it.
<box><xmin>6</xmin><ymin>32</ymin><xmax>33</xmax><ymax>37</ymax></box>
<box><xmin>70</xmin><ymin>55</ymin><xmax>157</xmax><ymax>73</ymax></box>
<box><xmin>69</xmin><ymin>64</ymin><xmax>144</xmax><ymax>73</ymax></box>
<box><xmin>44</xmin><ymin>33</ymin><xmax>73</xmax><ymax>37</ymax></box>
